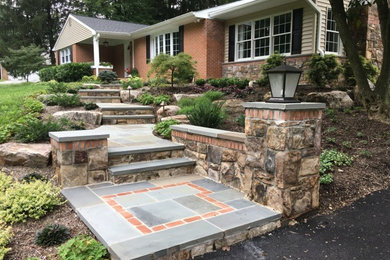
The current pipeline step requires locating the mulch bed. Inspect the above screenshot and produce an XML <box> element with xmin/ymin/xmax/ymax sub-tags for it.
<box><xmin>318</xmin><ymin>109</ymin><xmax>390</xmax><ymax>215</ymax></box>
<box><xmin>1</xmin><ymin>166</ymin><xmax>93</xmax><ymax>260</ymax></box>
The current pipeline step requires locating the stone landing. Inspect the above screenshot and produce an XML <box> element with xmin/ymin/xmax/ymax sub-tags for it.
<box><xmin>63</xmin><ymin>176</ymin><xmax>280</xmax><ymax>260</ymax></box>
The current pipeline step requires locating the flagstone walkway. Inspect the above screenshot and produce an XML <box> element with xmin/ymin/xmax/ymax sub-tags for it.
<box><xmin>63</xmin><ymin>175</ymin><xmax>280</xmax><ymax>260</ymax></box>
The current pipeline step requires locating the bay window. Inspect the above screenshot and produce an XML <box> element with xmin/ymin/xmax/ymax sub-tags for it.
<box><xmin>152</xmin><ymin>31</ymin><xmax>180</xmax><ymax>58</ymax></box>
<box><xmin>236</xmin><ymin>12</ymin><xmax>292</xmax><ymax>60</ymax></box>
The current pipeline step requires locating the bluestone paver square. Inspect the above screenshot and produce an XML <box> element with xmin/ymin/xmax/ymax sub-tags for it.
<box><xmin>208</xmin><ymin>189</ymin><xmax>244</xmax><ymax>202</ymax></box>
<box><xmin>62</xmin><ymin>186</ymin><xmax>103</xmax><ymax>209</ymax></box>
<box><xmin>93</xmin><ymin>182</ymin><xmax>155</xmax><ymax>196</ymax></box>
<box><xmin>226</xmin><ymin>199</ymin><xmax>257</xmax><ymax>209</ymax></box>
<box><xmin>174</xmin><ymin>195</ymin><xmax>221</xmax><ymax>214</ymax></box>
<box><xmin>114</xmin><ymin>193</ymin><xmax>157</xmax><ymax>208</ymax></box>
<box><xmin>147</xmin><ymin>185</ymin><xmax>199</xmax><ymax>201</ymax></box>
<box><xmin>128</xmin><ymin>200</ymin><xmax>195</xmax><ymax>227</ymax></box>
<box><xmin>191</xmin><ymin>178</ymin><xmax>229</xmax><ymax>192</ymax></box>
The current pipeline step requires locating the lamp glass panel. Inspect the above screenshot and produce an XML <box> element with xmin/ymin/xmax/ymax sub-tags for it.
<box><xmin>284</xmin><ymin>73</ymin><xmax>300</xmax><ymax>98</ymax></box>
<box><xmin>268</xmin><ymin>73</ymin><xmax>284</xmax><ymax>97</ymax></box>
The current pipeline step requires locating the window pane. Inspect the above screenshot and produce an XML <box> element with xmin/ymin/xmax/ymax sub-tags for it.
<box><xmin>173</xmin><ymin>32</ymin><xmax>179</xmax><ymax>55</ymax></box>
<box><xmin>255</xmin><ymin>18</ymin><xmax>270</xmax><ymax>38</ymax></box>
<box><xmin>165</xmin><ymin>33</ymin><xmax>171</xmax><ymax>55</ymax></box>
<box><xmin>238</xmin><ymin>22</ymin><xmax>251</xmax><ymax>41</ymax></box>
<box><xmin>255</xmin><ymin>38</ymin><xmax>270</xmax><ymax>57</ymax></box>
<box><xmin>238</xmin><ymin>41</ymin><xmax>251</xmax><ymax>59</ymax></box>
<box><xmin>326</xmin><ymin>9</ymin><xmax>339</xmax><ymax>52</ymax></box>
<box><xmin>273</xmin><ymin>13</ymin><xmax>292</xmax><ymax>54</ymax></box>
<box><xmin>159</xmin><ymin>35</ymin><xmax>164</xmax><ymax>53</ymax></box>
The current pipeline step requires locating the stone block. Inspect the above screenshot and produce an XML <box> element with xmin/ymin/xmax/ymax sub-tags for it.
<box><xmin>288</xmin><ymin>127</ymin><xmax>305</xmax><ymax>149</ymax></box>
<box><xmin>245</xmin><ymin>118</ymin><xmax>268</xmax><ymax>137</ymax></box>
<box><xmin>275</xmin><ymin>151</ymin><xmax>301</xmax><ymax>188</ymax></box>
<box><xmin>292</xmin><ymin>191</ymin><xmax>312</xmax><ymax>216</ymax></box>
<box><xmin>194</xmin><ymin>165</ymin><xmax>207</xmax><ymax>177</ymax></box>
<box><xmin>299</xmin><ymin>156</ymin><xmax>320</xmax><ymax>176</ymax></box>
<box><xmin>304</xmin><ymin>127</ymin><xmax>315</xmax><ymax>147</ymax></box>
<box><xmin>208</xmin><ymin>168</ymin><xmax>220</xmax><ymax>182</ymax></box>
<box><xmin>264</xmin><ymin>149</ymin><xmax>275</xmax><ymax>174</ymax></box>
<box><xmin>207</xmin><ymin>145</ymin><xmax>222</xmax><ymax>164</ymax></box>
<box><xmin>74</xmin><ymin>150</ymin><xmax>88</xmax><ymax>164</ymax></box>
<box><xmin>222</xmin><ymin>149</ymin><xmax>237</xmax><ymax>162</ymax></box>
<box><xmin>245</xmin><ymin>136</ymin><xmax>265</xmax><ymax>153</ymax></box>
<box><xmin>57</xmin><ymin>151</ymin><xmax>73</xmax><ymax>165</ymax></box>
<box><xmin>60</xmin><ymin>164</ymin><xmax>88</xmax><ymax>187</ymax></box>
<box><xmin>88</xmin><ymin>148</ymin><xmax>108</xmax><ymax>171</ymax></box>
<box><xmin>266</xmin><ymin>126</ymin><xmax>288</xmax><ymax>151</ymax></box>
<box><xmin>237</xmin><ymin>153</ymin><xmax>246</xmax><ymax>168</ymax></box>
<box><xmin>88</xmin><ymin>170</ymin><xmax>107</xmax><ymax>183</ymax></box>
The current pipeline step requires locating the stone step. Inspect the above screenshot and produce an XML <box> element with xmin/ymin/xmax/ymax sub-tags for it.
<box><xmin>102</xmin><ymin>115</ymin><xmax>156</xmax><ymax>125</ymax></box>
<box><xmin>80</xmin><ymin>96</ymin><xmax>121</xmax><ymax>104</ymax></box>
<box><xmin>79</xmin><ymin>89</ymin><xmax>121</xmax><ymax>97</ymax></box>
<box><xmin>108</xmin><ymin>158</ymin><xmax>196</xmax><ymax>183</ymax></box>
<box><xmin>108</xmin><ymin>143</ymin><xmax>185</xmax><ymax>166</ymax></box>
<box><xmin>97</xmin><ymin>103</ymin><xmax>154</xmax><ymax>116</ymax></box>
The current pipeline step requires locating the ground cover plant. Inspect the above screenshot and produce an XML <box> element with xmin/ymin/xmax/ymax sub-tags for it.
<box><xmin>0</xmin><ymin>220</ymin><xmax>12</xmax><ymax>260</ymax></box>
<box><xmin>0</xmin><ymin>173</ymin><xmax>63</xmax><ymax>224</ymax></box>
<box><xmin>35</xmin><ymin>223</ymin><xmax>70</xmax><ymax>247</ymax></box>
<box><xmin>121</xmin><ymin>77</ymin><xmax>143</xmax><ymax>89</ymax></box>
<box><xmin>154</xmin><ymin>120</ymin><xmax>179</xmax><ymax>139</ymax></box>
<box><xmin>137</xmin><ymin>93</ymin><xmax>170</xmax><ymax>105</ymax></box>
<box><xmin>187</xmin><ymin>98</ymin><xmax>226</xmax><ymax>128</ymax></box>
<box><xmin>57</xmin><ymin>235</ymin><xmax>108</xmax><ymax>260</ymax></box>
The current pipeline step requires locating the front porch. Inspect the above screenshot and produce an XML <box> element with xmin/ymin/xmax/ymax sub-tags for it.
<box><xmin>71</xmin><ymin>36</ymin><xmax>131</xmax><ymax>78</ymax></box>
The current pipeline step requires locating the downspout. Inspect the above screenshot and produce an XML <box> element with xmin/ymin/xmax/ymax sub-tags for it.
<box><xmin>303</xmin><ymin>0</ymin><xmax>324</xmax><ymax>56</ymax></box>
<box><xmin>132</xmin><ymin>40</ymin><xmax>135</xmax><ymax>69</ymax></box>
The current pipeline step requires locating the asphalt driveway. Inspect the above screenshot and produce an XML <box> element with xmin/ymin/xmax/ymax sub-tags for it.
<box><xmin>197</xmin><ymin>187</ymin><xmax>390</xmax><ymax>260</ymax></box>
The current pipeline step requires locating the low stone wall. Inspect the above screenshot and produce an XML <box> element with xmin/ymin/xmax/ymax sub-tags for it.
<box><xmin>171</xmin><ymin>102</ymin><xmax>325</xmax><ymax>218</ymax></box>
<box><xmin>49</xmin><ymin>131</ymin><xmax>109</xmax><ymax>187</ymax></box>
<box><xmin>171</xmin><ymin>127</ymin><xmax>250</xmax><ymax>195</ymax></box>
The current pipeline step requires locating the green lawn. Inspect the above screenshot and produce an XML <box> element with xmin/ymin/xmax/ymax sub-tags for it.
<box><xmin>0</xmin><ymin>82</ymin><xmax>48</xmax><ymax>126</ymax></box>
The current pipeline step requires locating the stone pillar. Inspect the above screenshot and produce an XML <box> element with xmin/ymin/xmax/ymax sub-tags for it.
<box><xmin>49</xmin><ymin>131</ymin><xmax>109</xmax><ymax>187</ymax></box>
<box><xmin>243</xmin><ymin>102</ymin><xmax>325</xmax><ymax>218</ymax></box>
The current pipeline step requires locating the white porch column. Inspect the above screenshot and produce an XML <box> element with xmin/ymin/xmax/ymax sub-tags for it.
<box><xmin>93</xmin><ymin>34</ymin><xmax>100</xmax><ymax>76</ymax></box>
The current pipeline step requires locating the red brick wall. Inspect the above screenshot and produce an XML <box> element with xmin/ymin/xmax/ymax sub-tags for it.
<box><xmin>205</xmin><ymin>19</ymin><xmax>225</xmax><ymax>79</ymax></box>
<box><xmin>133</xmin><ymin>37</ymin><xmax>150</xmax><ymax>79</ymax></box>
<box><xmin>73</xmin><ymin>43</ymin><xmax>93</xmax><ymax>63</ymax></box>
<box><xmin>184</xmin><ymin>21</ymin><xmax>208</xmax><ymax>79</ymax></box>
<box><xmin>0</xmin><ymin>66</ymin><xmax>8</xmax><ymax>80</ymax></box>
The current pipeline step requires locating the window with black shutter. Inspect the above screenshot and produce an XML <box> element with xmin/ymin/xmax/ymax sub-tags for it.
<box><xmin>291</xmin><ymin>8</ymin><xmax>303</xmax><ymax>55</ymax></box>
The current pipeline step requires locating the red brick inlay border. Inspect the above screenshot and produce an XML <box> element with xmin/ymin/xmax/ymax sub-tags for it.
<box><xmin>171</xmin><ymin>131</ymin><xmax>246</xmax><ymax>151</ymax></box>
<box><xmin>245</xmin><ymin>109</ymin><xmax>323</xmax><ymax>121</ymax></box>
<box><xmin>100</xmin><ymin>181</ymin><xmax>236</xmax><ymax>235</ymax></box>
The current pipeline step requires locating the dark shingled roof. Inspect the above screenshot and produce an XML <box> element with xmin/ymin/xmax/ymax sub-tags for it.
<box><xmin>71</xmin><ymin>14</ymin><xmax>149</xmax><ymax>34</ymax></box>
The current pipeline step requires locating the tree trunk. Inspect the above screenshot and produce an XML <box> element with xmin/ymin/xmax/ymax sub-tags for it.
<box><xmin>374</xmin><ymin>0</ymin><xmax>390</xmax><ymax>117</ymax></box>
<box><xmin>171</xmin><ymin>67</ymin><xmax>175</xmax><ymax>88</ymax></box>
<box><xmin>329</xmin><ymin>0</ymin><xmax>376</xmax><ymax>108</ymax></box>
<box><xmin>46</xmin><ymin>2</ymin><xmax>56</xmax><ymax>65</ymax></box>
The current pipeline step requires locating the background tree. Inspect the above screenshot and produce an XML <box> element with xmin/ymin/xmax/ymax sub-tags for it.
<box><xmin>328</xmin><ymin>0</ymin><xmax>390</xmax><ymax>118</ymax></box>
<box><xmin>0</xmin><ymin>0</ymin><xmax>78</xmax><ymax>64</ymax></box>
<box><xmin>2</xmin><ymin>44</ymin><xmax>45</xmax><ymax>81</ymax></box>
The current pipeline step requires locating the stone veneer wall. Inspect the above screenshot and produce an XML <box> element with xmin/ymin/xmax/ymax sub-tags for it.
<box><xmin>171</xmin><ymin>130</ymin><xmax>250</xmax><ymax>195</ymax></box>
<box><xmin>171</xmin><ymin>102</ymin><xmax>325</xmax><ymax>218</ymax></box>
<box><xmin>50</xmin><ymin>133</ymin><xmax>109</xmax><ymax>187</ymax></box>
<box><xmin>366</xmin><ymin>5</ymin><xmax>383</xmax><ymax>68</ymax></box>
<box><xmin>222</xmin><ymin>55</ymin><xmax>312</xmax><ymax>81</ymax></box>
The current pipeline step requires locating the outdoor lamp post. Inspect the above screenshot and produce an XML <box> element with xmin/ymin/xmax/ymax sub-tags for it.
<box><xmin>127</xmin><ymin>86</ymin><xmax>132</xmax><ymax>103</ymax></box>
<box><xmin>266</xmin><ymin>62</ymin><xmax>302</xmax><ymax>103</ymax></box>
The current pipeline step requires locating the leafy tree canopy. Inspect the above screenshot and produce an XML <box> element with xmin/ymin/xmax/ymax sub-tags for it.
<box><xmin>2</xmin><ymin>44</ymin><xmax>45</xmax><ymax>81</ymax></box>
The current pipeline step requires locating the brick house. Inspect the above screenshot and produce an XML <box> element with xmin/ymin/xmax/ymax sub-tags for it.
<box><xmin>53</xmin><ymin>0</ymin><xmax>381</xmax><ymax>80</ymax></box>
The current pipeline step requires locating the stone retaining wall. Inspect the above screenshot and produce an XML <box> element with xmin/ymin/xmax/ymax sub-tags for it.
<box><xmin>50</xmin><ymin>131</ymin><xmax>109</xmax><ymax>187</ymax></box>
<box><xmin>171</xmin><ymin>102</ymin><xmax>325</xmax><ymax>218</ymax></box>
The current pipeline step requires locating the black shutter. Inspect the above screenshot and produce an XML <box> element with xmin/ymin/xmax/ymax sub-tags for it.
<box><xmin>179</xmin><ymin>25</ymin><xmax>184</xmax><ymax>53</ymax></box>
<box><xmin>228</xmin><ymin>25</ymin><xmax>235</xmax><ymax>62</ymax></box>
<box><xmin>70</xmin><ymin>47</ymin><xmax>73</xmax><ymax>62</ymax></box>
<box><xmin>291</xmin><ymin>8</ymin><xmax>303</xmax><ymax>55</ymax></box>
<box><xmin>146</xmin><ymin>35</ymin><xmax>150</xmax><ymax>63</ymax></box>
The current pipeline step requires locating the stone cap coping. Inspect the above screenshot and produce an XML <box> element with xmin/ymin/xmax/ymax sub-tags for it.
<box><xmin>171</xmin><ymin>124</ymin><xmax>246</xmax><ymax>143</ymax></box>
<box><xmin>242</xmin><ymin>102</ymin><xmax>326</xmax><ymax>110</ymax></box>
<box><xmin>49</xmin><ymin>130</ymin><xmax>110</xmax><ymax>142</ymax></box>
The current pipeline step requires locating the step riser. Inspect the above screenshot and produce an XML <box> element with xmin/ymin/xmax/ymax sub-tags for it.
<box><xmin>109</xmin><ymin>150</ymin><xmax>184</xmax><ymax>166</ymax></box>
<box><xmin>81</xmin><ymin>97</ymin><xmax>121</xmax><ymax>103</ymax></box>
<box><xmin>79</xmin><ymin>92</ymin><xmax>120</xmax><ymax>97</ymax></box>
<box><xmin>103</xmin><ymin>118</ymin><xmax>155</xmax><ymax>125</ymax></box>
<box><xmin>109</xmin><ymin>165</ymin><xmax>194</xmax><ymax>184</ymax></box>
<box><xmin>102</xmin><ymin>110</ymin><xmax>154</xmax><ymax>116</ymax></box>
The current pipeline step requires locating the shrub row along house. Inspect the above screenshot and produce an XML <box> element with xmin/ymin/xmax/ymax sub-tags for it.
<box><xmin>53</xmin><ymin>0</ymin><xmax>382</xmax><ymax>80</ymax></box>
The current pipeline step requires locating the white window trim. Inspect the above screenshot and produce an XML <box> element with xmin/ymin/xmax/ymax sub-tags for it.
<box><xmin>325</xmin><ymin>8</ymin><xmax>341</xmax><ymax>55</ymax></box>
<box><xmin>151</xmin><ymin>30</ymin><xmax>179</xmax><ymax>59</ymax></box>
<box><xmin>60</xmin><ymin>47</ymin><xmax>72</xmax><ymax>64</ymax></box>
<box><xmin>235</xmin><ymin>11</ymin><xmax>293</xmax><ymax>62</ymax></box>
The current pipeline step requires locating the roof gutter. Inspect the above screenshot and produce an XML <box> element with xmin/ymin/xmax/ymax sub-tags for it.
<box><xmin>129</xmin><ymin>12</ymin><xmax>196</xmax><ymax>39</ymax></box>
<box><xmin>303</xmin><ymin>0</ymin><xmax>324</xmax><ymax>56</ymax></box>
